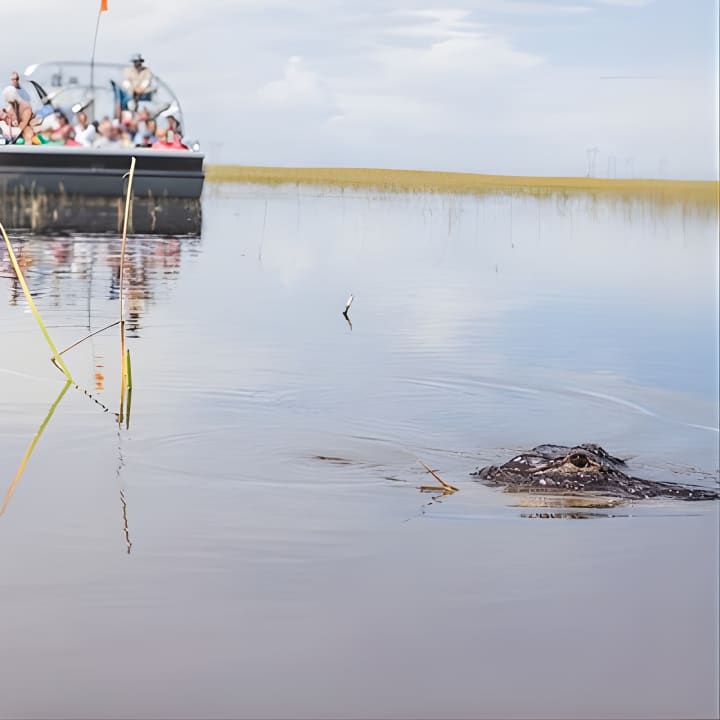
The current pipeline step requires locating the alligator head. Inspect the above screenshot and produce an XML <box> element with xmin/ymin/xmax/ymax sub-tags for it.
<box><xmin>471</xmin><ymin>444</ymin><xmax>719</xmax><ymax>501</ymax></box>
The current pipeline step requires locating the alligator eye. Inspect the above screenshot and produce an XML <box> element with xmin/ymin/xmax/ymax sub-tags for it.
<box><xmin>567</xmin><ymin>453</ymin><xmax>589</xmax><ymax>468</ymax></box>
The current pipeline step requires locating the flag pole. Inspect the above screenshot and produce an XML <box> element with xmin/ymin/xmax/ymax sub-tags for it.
<box><xmin>89</xmin><ymin>0</ymin><xmax>107</xmax><ymax>122</ymax></box>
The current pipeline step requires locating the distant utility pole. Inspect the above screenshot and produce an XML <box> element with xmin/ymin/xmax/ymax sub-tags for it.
<box><xmin>624</xmin><ymin>156</ymin><xmax>635</xmax><ymax>178</ymax></box>
<box><xmin>586</xmin><ymin>147</ymin><xmax>599</xmax><ymax>177</ymax></box>
<box><xmin>607</xmin><ymin>155</ymin><xmax>617</xmax><ymax>179</ymax></box>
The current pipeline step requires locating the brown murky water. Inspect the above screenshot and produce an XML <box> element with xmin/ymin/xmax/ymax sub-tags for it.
<box><xmin>1</xmin><ymin>184</ymin><xmax>718</xmax><ymax>719</ymax></box>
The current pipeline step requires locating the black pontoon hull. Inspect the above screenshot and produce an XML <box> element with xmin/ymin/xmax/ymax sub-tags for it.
<box><xmin>0</xmin><ymin>146</ymin><xmax>204</xmax><ymax>234</ymax></box>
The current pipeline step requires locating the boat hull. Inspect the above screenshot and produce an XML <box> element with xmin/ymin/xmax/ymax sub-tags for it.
<box><xmin>0</xmin><ymin>145</ymin><xmax>204</xmax><ymax>234</ymax></box>
<box><xmin>0</xmin><ymin>145</ymin><xmax>204</xmax><ymax>197</ymax></box>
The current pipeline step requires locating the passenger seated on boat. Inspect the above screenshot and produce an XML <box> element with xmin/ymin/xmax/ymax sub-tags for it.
<box><xmin>135</xmin><ymin>118</ymin><xmax>157</xmax><ymax>147</ymax></box>
<box><xmin>165</xmin><ymin>114</ymin><xmax>182</xmax><ymax>137</ymax></box>
<box><xmin>76</xmin><ymin>124</ymin><xmax>97</xmax><ymax>147</ymax></box>
<box><xmin>150</xmin><ymin>127</ymin><xmax>169</xmax><ymax>149</ymax></box>
<box><xmin>93</xmin><ymin>116</ymin><xmax>119</xmax><ymax>148</ymax></box>
<box><xmin>73</xmin><ymin>111</ymin><xmax>97</xmax><ymax>147</ymax></box>
<box><xmin>47</xmin><ymin>111</ymin><xmax>76</xmax><ymax>144</ymax></box>
<box><xmin>9</xmin><ymin>71</ymin><xmax>31</xmax><ymax>103</ymax></box>
<box><xmin>120</xmin><ymin>109</ymin><xmax>139</xmax><ymax>139</ymax></box>
<box><xmin>2</xmin><ymin>85</ymin><xmax>40</xmax><ymax>144</ymax></box>
<box><xmin>0</xmin><ymin>108</ymin><xmax>17</xmax><ymax>143</ymax></box>
<box><xmin>132</xmin><ymin>108</ymin><xmax>152</xmax><ymax>144</ymax></box>
<box><xmin>136</xmin><ymin>131</ymin><xmax>152</xmax><ymax>148</ymax></box>
<box><xmin>118</xmin><ymin>124</ymin><xmax>136</xmax><ymax>149</ymax></box>
<box><xmin>10</xmin><ymin>70</ymin><xmax>56</xmax><ymax>129</ymax></box>
<box><xmin>73</xmin><ymin>110</ymin><xmax>88</xmax><ymax>135</ymax></box>
<box><xmin>120</xmin><ymin>53</ymin><xmax>156</xmax><ymax>112</ymax></box>
<box><xmin>151</xmin><ymin>126</ymin><xmax>189</xmax><ymax>150</ymax></box>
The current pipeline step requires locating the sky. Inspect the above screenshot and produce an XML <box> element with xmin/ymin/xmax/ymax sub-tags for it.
<box><xmin>4</xmin><ymin>0</ymin><xmax>719</xmax><ymax>178</ymax></box>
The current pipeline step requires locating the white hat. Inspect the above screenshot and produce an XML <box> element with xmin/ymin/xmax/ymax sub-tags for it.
<box><xmin>3</xmin><ymin>86</ymin><xmax>19</xmax><ymax>103</ymax></box>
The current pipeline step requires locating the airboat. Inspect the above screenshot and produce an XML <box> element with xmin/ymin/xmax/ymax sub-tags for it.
<box><xmin>0</xmin><ymin>61</ymin><xmax>205</xmax><ymax>234</ymax></box>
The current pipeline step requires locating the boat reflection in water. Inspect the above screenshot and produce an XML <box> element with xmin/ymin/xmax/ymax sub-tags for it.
<box><xmin>1</xmin><ymin>233</ymin><xmax>200</xmax><ymax>336</ymax></box>
<box><xmin>0</xmin><ymin>178</ymin><xmax>203</xmax><ymax>235</ymax></box>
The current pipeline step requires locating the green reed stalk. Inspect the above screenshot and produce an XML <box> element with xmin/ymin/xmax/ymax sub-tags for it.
<box><xmin>118</xmin><ymin>158</ymin><xmax>136</xmax><ymax>423</ymax></box>
<box><xmin>125</xmin><ymin>349</ymin><xmax>133</xmax><ymax>429</ymax></box>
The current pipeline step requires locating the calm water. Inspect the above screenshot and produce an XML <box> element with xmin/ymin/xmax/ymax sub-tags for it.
<box><xmin>1</xmin><ymin>184</ymin><xmax>718</xmax><ymax>719</ymax></box>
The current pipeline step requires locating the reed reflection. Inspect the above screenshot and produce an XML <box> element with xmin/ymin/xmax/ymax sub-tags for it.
<box><xmin>116</xmin><ymin>422</ymin><xmax>133</xmax><ymax>555</ymax></box>
<box><xmin>0</xmin><ymin>379</ymin><xmax>71</xmax><ymax>518</ymax></box>
<box><xmin>0</xmin><ymin>385</ymin><xmax>136</xmax><ymax>558</ymax></box>
<box><xmin>0</xmin><ymin>372</ymin><xmax>135</xmax><ymax>552</ymax></box>
<box><xmin>120</xmin><ymin>489</ymin><xmax>133</xmax><ymax>554</ymax></box>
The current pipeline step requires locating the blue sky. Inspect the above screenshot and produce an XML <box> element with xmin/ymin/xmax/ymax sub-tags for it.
<box><xmin>4</xmin><ymin>0</ymin><xmax>719</xmax><ymax>178</ymax></box>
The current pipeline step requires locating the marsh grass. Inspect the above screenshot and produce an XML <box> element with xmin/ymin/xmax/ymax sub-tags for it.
<box><xmin>207</xmin><ymin>165</ymin><xmax>719</xmax><ymax>210</ymax></box>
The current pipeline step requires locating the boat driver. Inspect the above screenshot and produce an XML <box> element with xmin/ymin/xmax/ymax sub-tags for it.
<box><xmin>121</xmin><ymin>53</ymin><xmax>156</xmax><ymax>112</ymax></box>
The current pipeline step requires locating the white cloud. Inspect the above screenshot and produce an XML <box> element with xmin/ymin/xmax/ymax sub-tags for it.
<box><xmin>472</xmin><ymin>0</ymin><xmax>592</xmax><ymax>15</ymax></box>
<box><xmin>374</xmin><ymin>26</ymin><xmax>544</xmax><ymax>81</ymax></box>
<box><xmin>384</xmin><ymin>8</ymin><xmax>487</xmax><ymax>39</ymax></box>
<box><xmin>258</xmin><ymin>56</ymin><xmax>335</xmax><ymax>112</ymax></box>
<box><xmin>594</xmin><ymin>0</ymin><xmax>653</xmax><ymax>7</ymax></box>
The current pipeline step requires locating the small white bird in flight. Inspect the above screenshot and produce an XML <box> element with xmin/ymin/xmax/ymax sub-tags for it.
<box><xmin>343</xmin><ymin>294</ymin><xmax>354</xmax><ymax>315</ymax></box>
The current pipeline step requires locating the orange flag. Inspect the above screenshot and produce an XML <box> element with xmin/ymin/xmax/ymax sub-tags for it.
<box><xmin>100</xmin><ymin>0</ymin><xmax>108</xmax><ymax>11</ymax></box>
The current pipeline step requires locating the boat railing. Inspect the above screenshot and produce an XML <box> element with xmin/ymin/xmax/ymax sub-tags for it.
<box><xmin>23</xmin><ymin>61</ymin><xmax>186</xmax><ymax>132</ymax></box>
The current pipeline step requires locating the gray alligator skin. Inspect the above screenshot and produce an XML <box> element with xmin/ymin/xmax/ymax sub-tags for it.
<box><xmin>471</xmin><ymin>444</ymin><xmax>720</xmax><ymax>501</ymax></box>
